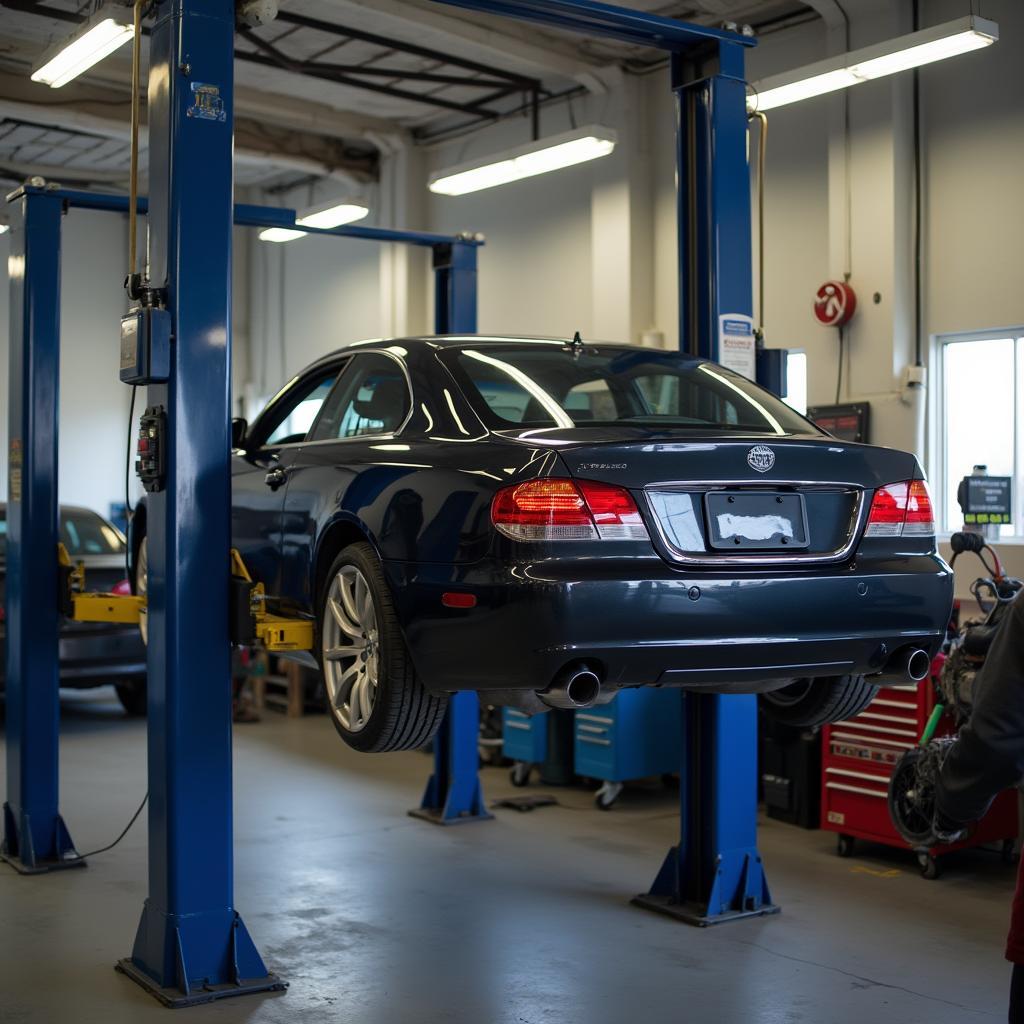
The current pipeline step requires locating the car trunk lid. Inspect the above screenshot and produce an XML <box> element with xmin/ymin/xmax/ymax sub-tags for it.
<box><xmin>495</xmin><ymin>428</ymin><xmax>919</xmax><ymax>566</ymax></box>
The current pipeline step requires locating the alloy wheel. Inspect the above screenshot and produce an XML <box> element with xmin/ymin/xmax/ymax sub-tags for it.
<box><xmin>322</xmin><ymin>565</ymin><xmax>379</xmax><ymax>733</ymax></box>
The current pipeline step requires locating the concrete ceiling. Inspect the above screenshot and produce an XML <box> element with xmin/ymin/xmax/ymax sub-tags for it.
<box><xmin>0</xmin><ymin>0</ymin><xmax>815</xmax><ymax>193</ymax></box>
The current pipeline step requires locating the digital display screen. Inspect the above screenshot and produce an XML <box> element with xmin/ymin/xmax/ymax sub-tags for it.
<box><xmin>958</xmin><ymin>475</ymin><xmax>1013</xmax><ymax>525</ymax></box>
<box><xmin>807</xmin><ymin>402</ymin><xmax>870</xmax><ymax>444</ymax></box>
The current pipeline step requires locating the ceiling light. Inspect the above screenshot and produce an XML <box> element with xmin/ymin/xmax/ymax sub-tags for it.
<box><xmin>31</xmin><ymin>5</ymin><xmax>135</xmax><ymax>89</ymax></box>
<box><xmin>749</xmin><ymin>15</ymin><xmax>997</xmax><ymax>112</ymax></box>
<box><xmin>429</xmin><ymin>125</ymin><xmax>617</xmax><ymax>197</ymax></box>
<box><xmin>259</xmin><ymin>227</ymin><xmax>306</xmax><ymax>243</ymax></box>
<box><xmin>297</xmin><ymin>201</ymin><xmax>369</xmax><ymax>229</ymax></box>
<box><xmin>0</xmin><ymin>224</ymin><xmax>9</xmax><ymax>236</ymax></box>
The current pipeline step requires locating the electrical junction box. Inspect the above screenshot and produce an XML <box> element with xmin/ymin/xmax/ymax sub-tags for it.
<box><xmin>120</xmin><ymin>307</ymin><xmax>171</xmax><ymax>384</ymax></box>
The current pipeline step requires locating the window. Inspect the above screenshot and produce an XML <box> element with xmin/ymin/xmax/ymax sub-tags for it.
<box><xmin>445</xmin><ymin>344</ymin><xmax>816</xmax><ymax>437</ymax></box>
<box><xmin>309</xmin><ymin>354</ymin><xmax>410</xmax><ymax>441</ymax></box>
<box><xmin>265</xmin><ymin>375</ymin><xmax>337</xmax><ymax>446</ymax></box>
<box><xmin>784</xmin><ymin>351</ymin><xmax>808</xmax><ymax>416</ymax></box>
<box><xmin>935</xmin><ymin>331</ymin><xmax>1023</xmax><ymax>536</ymax></box>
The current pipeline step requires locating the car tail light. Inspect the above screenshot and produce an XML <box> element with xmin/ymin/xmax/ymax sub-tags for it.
<box><xmin>491</xmin><ymin>478</ymin><xmax>648</xmax><ymax>542</ymax></box>
<box><xmin>865</xmin><ymin>479</ymin><xmax>934</xmax><ymax>538</ymax></box>
<box><xmin>112</xmin><ymin>579</ymin><xmax>132</xmax><ymax>596</ymax></box>
<box><xmin>903</xmin><ymin>480</ymin><xmax>935</xmax><ymax>536</ymax></box>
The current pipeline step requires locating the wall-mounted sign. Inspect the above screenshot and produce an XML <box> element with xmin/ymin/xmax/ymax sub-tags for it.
<box><xmin>813</xmin><ymin>280</ymin><xmax>857</xmax><ymax>328</ymax></box>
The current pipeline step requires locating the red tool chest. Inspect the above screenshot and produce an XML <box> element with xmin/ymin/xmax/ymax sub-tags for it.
<box><xmin>821</xmin><ymin>679</ymin><xmax>1018</xmax><ymax>878</ymax></box>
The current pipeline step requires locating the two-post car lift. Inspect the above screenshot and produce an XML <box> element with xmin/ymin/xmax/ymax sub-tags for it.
<box><xmin>4</xmin><ymin>0</ymin><xmax>777</xmax><ymax>1007</ymax></box>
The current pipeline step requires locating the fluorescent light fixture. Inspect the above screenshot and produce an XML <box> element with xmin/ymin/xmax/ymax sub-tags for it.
<box><xmin>749</xmin><ymin>15</ymin><xmax>997</xmax><ymax>112</ymax></box>
<box><xmin>258</xmin><ymin>199</ymin><xmax>370</xmax><ymax>242</ymax></box>
<box><xmin>0</xmin><ymin>224</ymin><xmax>9</xmax><ymax>236</ymax></box>
<box><xmin>31</xmin><ymin>5</ymin><xmax>135</xmax><ymax>89</ymax></box>
<box><xmin>297</xmin><ymin>200</ymin><xmax>369</xmax><ymax>229</ymax></box>
<box><xmin>429</xmin><ymin>125</ymin><xmax>617</xmax><ymax>197</ymax></box>
<box><xmin>259</xmin><ymin>227</ymin><xmax>306</xmax><ymax>243</ymax></box>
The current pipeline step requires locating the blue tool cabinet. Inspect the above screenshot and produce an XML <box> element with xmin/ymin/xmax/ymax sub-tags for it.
<box><xmin>575</xmin><ymin>688</ymin><xmax>682</xmax><ymax>807</ymax></box>
<box><xmin>502</xmin><ymin>708</ymin><xmax>548</xmax><ymax>786</ymax></box>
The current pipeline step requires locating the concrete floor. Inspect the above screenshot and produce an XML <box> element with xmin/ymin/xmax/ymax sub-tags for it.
<box><xmin>0</xmin><ymin>689</ymin><xmax>1016</xmax><ymax>1023</ymax></box>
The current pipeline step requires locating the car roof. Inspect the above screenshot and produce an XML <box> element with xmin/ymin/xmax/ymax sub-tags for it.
<box><xmin>296</xmin><ymin>335</ymin><xmax>704</xmax><ymax>376</ymax></box>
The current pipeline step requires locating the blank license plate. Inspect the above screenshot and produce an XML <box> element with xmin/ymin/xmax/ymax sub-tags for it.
<box><xmin>705</xmin><ymin>491</ymin><xmax>809</xmax><ymax>550</ymax></box>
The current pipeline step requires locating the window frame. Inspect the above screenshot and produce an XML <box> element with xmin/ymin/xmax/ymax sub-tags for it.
<box><xmin>931</xmin><ymin>326</ymin><xmax>1024</xmax><ymax>541</ymax></box>
<box><xmin>248</xmin><ymin>358</ymin><xmax>350</xmax><ymax>451</ymax></box>
<box><xmin>305</xmin><ymin>349</ymin><xmax>416</xmax><ymax>446</ymax></box>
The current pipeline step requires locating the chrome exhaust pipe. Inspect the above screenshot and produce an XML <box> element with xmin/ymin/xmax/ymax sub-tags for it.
<box><xmin>875</xmin><ymin>647</ymin><xmax>931</xmax><ymax>686</ymax></box>
<box><xmin>538</xmin><ymin>664</ymin><xmax>603</xmax><ymax>710</ymax></box>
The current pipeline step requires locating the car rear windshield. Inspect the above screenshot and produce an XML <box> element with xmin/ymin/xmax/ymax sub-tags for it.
<box><xmin>444</xmin><ymin>344</ymin><xmax>817</xmax><ymax>436</ymax></box>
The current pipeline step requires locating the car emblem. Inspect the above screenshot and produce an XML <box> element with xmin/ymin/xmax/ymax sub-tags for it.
<box><xmin>747</xmin><ymin>445</ymin><xmax>775</xmax><ymax>473</ymax></box>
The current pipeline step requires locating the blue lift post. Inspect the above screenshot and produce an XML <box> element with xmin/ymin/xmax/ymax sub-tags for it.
<box><xmin>434</xmin><ymin>0</ymin><xmax>778</xmax><ymax>924</ymax></box>
<box><xmin>113</xmin><ymin>0</ymin><xmax>283</xmax><ymax>1005</ymax></box>
<box><xmin>1</xmin><ymin>186</ymin><xmax>83</xmax><ymax>874</ymax></box>
<box><xmin>410</xmin><ymin>237</ymin><xmax>492</xmax><ymax>825</ymax></box>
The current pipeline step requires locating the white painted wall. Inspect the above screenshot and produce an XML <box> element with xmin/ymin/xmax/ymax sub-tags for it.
<box><xmin>426</xmin><ymin>112</ymin><xmax>595</xmax><ymax>339</ymax></box>
<box><xmin>0</xmin><ymin>209</ymin><xmax>252</xmax><ymax>518</ymax></box>
<box><xmin>246</xmin><ymin>180</ymin><xmax>384</xmax><ymax>411</ymax></box>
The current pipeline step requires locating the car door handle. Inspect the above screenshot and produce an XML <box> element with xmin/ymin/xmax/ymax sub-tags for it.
<box><xmin>265</xmin><ymin>466</ymin><xmax>287</xmax><ymax>489</ymax></box>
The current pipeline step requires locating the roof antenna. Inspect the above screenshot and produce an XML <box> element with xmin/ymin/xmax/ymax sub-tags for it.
<box><xmin>569</xmin><ymin>330</ymin><xmax>585</xmax><ymax>359</ymax></box>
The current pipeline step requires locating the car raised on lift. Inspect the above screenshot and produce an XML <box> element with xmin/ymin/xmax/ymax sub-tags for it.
<box><xmin>132</xmin><ymin>336</ymin><xmax>954</xmax><ymax>752</ymax></box>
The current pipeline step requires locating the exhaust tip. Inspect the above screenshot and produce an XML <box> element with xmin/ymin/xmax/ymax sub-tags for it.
<box><xmin>907</xmin><ymin>649</ymin><xmax>931</xmax><ymax>683</ymax></box>
<box><xmin>564</xmin><ymin>669</ymin><xmax>601</xmax><ymax>708</ymax></box>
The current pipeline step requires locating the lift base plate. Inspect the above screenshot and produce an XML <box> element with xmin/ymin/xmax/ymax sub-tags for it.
<box><xmin>631</xmin><ymin>892</ymin><xmax>780</xmax><ymax>928</ymax></box>
<box><xmin>115</xmin><ymin>958</ymin><xmax>286</xmax><ymax>1008</ymax></box>
<box><xmin>0</xmin><ymin>850</ymin><xmax>87</xmax><ymax>875</ymax></box>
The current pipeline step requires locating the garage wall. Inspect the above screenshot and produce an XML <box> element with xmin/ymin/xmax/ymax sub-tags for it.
<box><xmin>0</xmin><ymin>210</ymin><xmax>132</xmax><ymax>518</ymax></box>
<box><xmin>0</xmin><ymin>210</ymin><xmax>252</xmax><ymax>518</ymax></box>
<box><xmin>425</xmin><ymin>112</ymin><xmax>595</xmax><ymax>340</ymax></box>
<box><xmin>245</xmin><ymin>180</ymin><xmax>384</xmax><ymax>413</ymax></box>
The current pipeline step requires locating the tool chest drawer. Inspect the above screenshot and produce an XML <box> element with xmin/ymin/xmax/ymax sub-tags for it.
<box><xmin>573</xmin><ymin>688</ymin><xmax>681</xmax><ymax>783</ymax></box>
<box><xmin>502</xmin><ymin>707</ymin><xmax>548</xmax><ymax>764</ymax></box>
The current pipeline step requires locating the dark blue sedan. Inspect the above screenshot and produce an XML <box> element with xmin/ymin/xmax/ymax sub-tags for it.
<box><xmin>132</xmin><ymin>337</ymin><xmax>953</xmax><ymax>751</ymax></box>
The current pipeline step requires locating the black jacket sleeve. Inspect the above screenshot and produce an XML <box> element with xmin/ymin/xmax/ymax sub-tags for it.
<box><xmin>935</xmin><ymin>591</ymin><xmax>1024</xmax><ymax>826</ymax></box>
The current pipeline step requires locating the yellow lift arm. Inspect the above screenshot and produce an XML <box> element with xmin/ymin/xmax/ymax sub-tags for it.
<box><xmin>58</xmin><ymin>544</ymin><xmax>313</xmax><ymax>653</ymax></box>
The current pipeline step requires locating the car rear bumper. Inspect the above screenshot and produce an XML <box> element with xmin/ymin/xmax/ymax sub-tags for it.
<box><xmin>385</xmin><ymin>554</ymin><xmax>953</xmax><ymax>695</ymax></box>
<box><xmin>0</xmin><ymin>626</ymin><xmax>146</xmax><ymax>690</ymax></box>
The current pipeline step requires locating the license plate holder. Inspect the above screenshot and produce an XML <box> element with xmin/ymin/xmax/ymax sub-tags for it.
<box><xmin>705</xmin><ymin>491</ymin><xmax>809</xmax><ymax>550</ymax></box>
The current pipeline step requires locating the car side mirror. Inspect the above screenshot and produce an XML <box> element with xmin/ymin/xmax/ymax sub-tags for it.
<box><xmin>231</xmin><ymin>417</ymin><xmax>248</xmax><ymax>450</ymax></box>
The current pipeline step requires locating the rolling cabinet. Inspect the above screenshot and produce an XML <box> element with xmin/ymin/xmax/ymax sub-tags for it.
<box><xmin>502</xmin><ymin>708</ymin><xmax>549</xmax><ymax>787</ymax></box>
<box><xmin>821</xmin><ymin>681</ymin><xmax>1018</xmax><ymax>878</ymax></box>
<box><xmin>574</xmin><ymin>688</ymin><xmax>682</xmax><ymax>809</ymax></box>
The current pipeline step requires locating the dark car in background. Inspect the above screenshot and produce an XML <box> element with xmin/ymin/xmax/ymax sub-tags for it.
<box><xmin>131</xmin><ymin>336</ymin><xmax>954</xmax><ymax>753</ymax></box>
<box><xmin>1</xmin><ymin>504</ymin><xmax>147</xmax><ymax>715</ymax></box>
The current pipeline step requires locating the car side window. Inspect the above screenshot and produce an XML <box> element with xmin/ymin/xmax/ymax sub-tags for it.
<box><xmin>309</xmin><ymin>354</ymin><xmax>411</xmax><ymax>441</ymax></box>
<box><xmin>261</xmin><ymin>372</ymin><xmax>339</xmax><ymax>447</ymax></box>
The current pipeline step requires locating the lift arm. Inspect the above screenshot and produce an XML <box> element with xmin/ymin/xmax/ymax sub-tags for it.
<box><xmin>57</xmin><ymin>543</ymin><xmax>313</xmax><ymax>653</ymax></box>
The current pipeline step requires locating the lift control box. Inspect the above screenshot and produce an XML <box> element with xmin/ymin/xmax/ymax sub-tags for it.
<box><xmin>136</xmin><ymin>406</ymin><xmax>167</xmax><ymax>493</ymax></box>
<box><xmin>120</xmin><ymin>307</ymin><xmax>171</xmax><ymax>384</ymax></box>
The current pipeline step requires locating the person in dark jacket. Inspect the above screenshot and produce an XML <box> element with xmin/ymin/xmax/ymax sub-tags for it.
<box><xmin>933</xmin><ymin>590</ymin><xmax>1024</xmax><ymax>1021</ymax></box>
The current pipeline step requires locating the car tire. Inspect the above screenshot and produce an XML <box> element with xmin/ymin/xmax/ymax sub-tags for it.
<box><xmin>759</xmin><ymin>674</ymin><xmax>878</xmax><ymax>728</ymax></box>
<box><xmin>115</xmin><ymin>678</ymin><xmax>147</xmax><ymax>716</ymax></box>
<box><xmin>318</xmin><ymin>542</ymin><xmax>447</xmax><ymax>753</ymax></box>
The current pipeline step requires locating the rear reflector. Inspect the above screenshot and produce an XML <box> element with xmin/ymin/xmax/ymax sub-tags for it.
<box><xmin>491</xmin><ymin>478</ymin><xmax>648</xmax><ymax>542</ymax></box>
<box><xmin>865</xmin><ymin>479</ymin><xmax>935</xmax><ymax>538</ymax></box>
<box><xmin>441</xmin><ymin>592</ymin><xmax>477</xmax><ymax>609</ymax></box>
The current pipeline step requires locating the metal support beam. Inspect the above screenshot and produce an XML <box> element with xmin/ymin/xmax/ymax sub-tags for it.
<box><xmin>634</xmin><ymin>43</ymin><xmax>778</xmax><ymax>926</ymax></box>
<box><xmin>410</xmin><ymin>239</ymin><xmax>491</xmax><ymax>826</ymax></box>
<box><xmin>633</xmin><ymin>693</ymin><xmax>777</xmax><ymax>925</ymax></box>
<box><xmin>112</xmin><ymin>0</ymin><xmax>282</xmax><ymax>1006</ymax></box>
<box><xmin>1</xmin><ymin>187</ymin><xmax>82</xmax><ymax>875</ymax></box>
